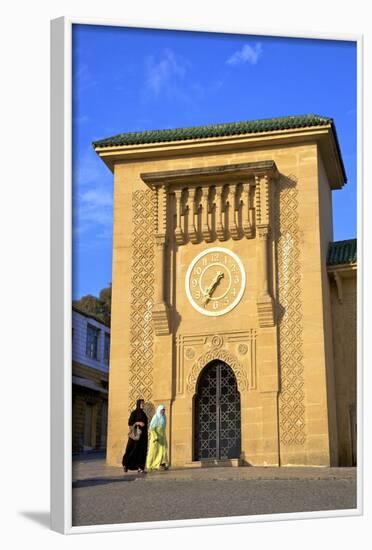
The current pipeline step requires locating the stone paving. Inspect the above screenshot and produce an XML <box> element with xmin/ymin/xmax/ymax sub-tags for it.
<box><xmin>71</xmin><ymin>454</ymin><xmax>357</xmax><ymax>527</ymax></box>
<box><xmin>73</xmin><ymin>453</ymin><xmax>357</xmax><ymax>483</ymax></box>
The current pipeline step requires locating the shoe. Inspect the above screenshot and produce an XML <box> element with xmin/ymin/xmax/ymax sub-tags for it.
<box><xmin>123</xmin><ymin>466</ymin><xmax>128</xmax><ymax>473</ymax></box>
<box><xmin>138</xmin><ymin>468</ymin><xmax>147</xmax><ymax>474</ymax></box>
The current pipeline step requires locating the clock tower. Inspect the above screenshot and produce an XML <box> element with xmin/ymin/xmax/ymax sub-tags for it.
<box><xmin>94</xmin><ymin>115</ymin><xmax>353</xmax><ymax>468</ymax></box>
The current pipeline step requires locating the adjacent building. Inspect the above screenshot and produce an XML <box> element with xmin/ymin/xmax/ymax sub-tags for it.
<box><xmin>93</xmin><ymin>114</ymin><xmax>357</xmax><ymax>468</ymax></box>
<box><xmin>72</xmin><ymin>307</ymin><xmax>110</xmax><ymax>452</ymax></box>
<box><xmin>327</xmin><ymin>238</ymin><xmax>357</xmax><ymax>466</ymax></box>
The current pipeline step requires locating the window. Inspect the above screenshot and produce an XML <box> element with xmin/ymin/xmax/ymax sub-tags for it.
<box><xmin>86</xmin><ymin>324</ymin><xmax>100</xmax><ymax>360</ymax></box>
<box><xmin>104</xmin><ymin>332</ymin><xmax>110</xmax><ymax>364</ymax></box>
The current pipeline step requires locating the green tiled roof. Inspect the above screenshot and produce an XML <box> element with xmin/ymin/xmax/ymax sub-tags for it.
<box><xmin>327</xmin><ymin>239</ymin><xmax>357</xmax><ymax>266</ymax></box>
<box><xmin>93</xmin><ymin>114</ymin><xmax>333</xmax><ymax>148</ymax></box>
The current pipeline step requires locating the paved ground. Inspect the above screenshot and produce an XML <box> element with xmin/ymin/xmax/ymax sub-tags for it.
<box><xmin>72</xmin><ymin>453</ymin><xmax>357</xmax><ymax>527</ymax></box>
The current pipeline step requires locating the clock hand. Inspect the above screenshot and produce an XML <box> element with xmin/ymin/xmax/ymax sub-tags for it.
<box><xmin>202</xmin><ymin>272</ymin><xmax>224</xmax><ymax>306</ymax></box>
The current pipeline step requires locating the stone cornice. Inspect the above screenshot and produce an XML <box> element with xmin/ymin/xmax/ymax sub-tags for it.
<box><xmin>140</xmin><ymin>161</ymin><xmax>279</xmax><ymax>188</ymax></box>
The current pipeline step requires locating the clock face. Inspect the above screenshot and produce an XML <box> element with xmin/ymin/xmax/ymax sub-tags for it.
<box><xmin>185</xmin><ymin>247</ymin><xmax>246</xmax><ymax>317</ymax></box>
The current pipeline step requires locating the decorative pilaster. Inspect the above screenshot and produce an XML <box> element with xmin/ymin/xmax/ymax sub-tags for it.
<box><xmin>153</xmin><ymin>185</ymin><xmax>170</xmax><ymax>335</ymax></box>
<box><xmin>153</xmin><ymin>234</ymin><xmax>171</xmax><ymax>335</ymax></box>
<box><xmin>256</xmin><ymin>225</ymin><xmax>275</xmax><ymax>327</ymax></box>
<box><xmin>257</xmin><ymin>226</ymin><xmax>270</xmax><ymax>296</ymax></box>
<box><xmin>156</xmin><ymin>185</ymin><xmax>167</xmax><ymax>236</ymax></box>
<box><xmin>255</xmin><ymin>174</ymin><xmax>275</xmax><ymax>327</ymax></box>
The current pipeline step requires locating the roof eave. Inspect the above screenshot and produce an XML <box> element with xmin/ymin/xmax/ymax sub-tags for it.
<box><xmin>94</xmin><ymin>124</ymin><xmax>346</xmax><ymax>189</ymax></box>
<box><xmin>327</xmin><ymin>263</ymin><xmax>357</xmax><ymax>275</ymax></box>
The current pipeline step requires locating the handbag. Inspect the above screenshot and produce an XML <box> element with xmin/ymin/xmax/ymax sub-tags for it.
<box><xmin>128</xmin><ymin>424</ymin><xmax>142</xmax><ymax>441</ymax></box>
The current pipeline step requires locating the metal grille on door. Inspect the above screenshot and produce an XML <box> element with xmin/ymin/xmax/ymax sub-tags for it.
<box><xmin>194</xmin><ymin>361</ymin><xmax>241</xmax><ymax>461</ymax></box>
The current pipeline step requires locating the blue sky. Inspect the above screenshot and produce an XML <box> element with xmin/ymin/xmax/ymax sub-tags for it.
<box><xmin>72</xmin><ymin>24</ymin><xmax>357</xmax><ymax>300</ymax></box>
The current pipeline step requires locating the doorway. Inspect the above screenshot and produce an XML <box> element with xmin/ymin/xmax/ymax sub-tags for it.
<box><xmin>194</xmin><ymin>360</ymin><xmax>241</xmax><ymax>461</ymax></box>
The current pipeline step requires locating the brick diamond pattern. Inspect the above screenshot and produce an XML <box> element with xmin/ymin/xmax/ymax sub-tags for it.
<box><xmin>277</xmin><ymin>184</ymin><xmax>306</xmax><ymax>446</ymax></box>
<box><xmin>129</xmin><ymin>190</ymin><xmax>155</xmax><ymax>411</ymax></box>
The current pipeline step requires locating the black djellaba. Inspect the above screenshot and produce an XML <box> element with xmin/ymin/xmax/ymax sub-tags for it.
<box><xmin>122</xmin><ymin>399</ymin><xmax>148</xmax><ymax>473</ymax></box>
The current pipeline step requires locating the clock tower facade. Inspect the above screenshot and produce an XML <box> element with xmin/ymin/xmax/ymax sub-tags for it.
<box><xmin>94</xmin><ymin>115</ymin><xmax>351</xmax><ymax>468</ymax></box>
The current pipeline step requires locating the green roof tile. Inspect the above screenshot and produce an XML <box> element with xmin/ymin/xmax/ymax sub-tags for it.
<box><xmin>327</xmin><ymin>239</ymin><xmax>357</xmax><ymax>266</ymax></box>
<box><xmin>92</xmin><ymin>114</ymin><xmax>333</xmax><ymax>148</ymax></box>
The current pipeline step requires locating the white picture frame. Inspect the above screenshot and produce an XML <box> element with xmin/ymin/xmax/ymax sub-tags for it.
<box><xmin>50</xmin><ymin>16</ymin><xmax>363</xmax><ymax>535</ymax></box>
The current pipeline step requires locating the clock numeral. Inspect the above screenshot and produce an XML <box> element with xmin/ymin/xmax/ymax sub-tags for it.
<box><xmin>212</xmin><ymin>301</ymin><xmax>219</xmax><ymax>310</ymax></box>
<box><xmin>231</xmin><ymin>288</ymin><xmax>237</xmax><ymax>297</ymax></box>
<box><xmin>231</xmin><ymin>263</ymin><xmax>236</xmax><ymax>272</ymax></box>
<box><xmin>195</xmin><ymin>267</ymin><xmax>202</xmax><ymax>275</ymax></box>
<box><xmin>224</xmin><ymin>297</ymin><xmax>229</xmax><ymax>305</ymax></box>
<box><xmin>192</xmin><ymin>278</ymin><xmax>198</xmax><ymax>288</ymax></box>
<box><xmin>202</xmin><ymin>258</ymin><xmax>208</xmax><ymax>266</ymax></box>
<box><xmin>211</xmin><ymin>253</ymin><xmax>219</xmax><ymax>262</ymax></box>
<box><xmin>233</xmin><ymin>276</ymin><xmax>240</xmax><ymax>284</ymax></box>
<box><xmin>194</xmin><ymin>290</ymin><xmax>201</xmax><ymax>300</ymax></box>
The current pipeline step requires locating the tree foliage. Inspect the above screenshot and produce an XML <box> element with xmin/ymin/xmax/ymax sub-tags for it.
<box><xmin>73</xmin><ymin>284</ymin><xmax>111</xmax><ymax>325</ymax></box>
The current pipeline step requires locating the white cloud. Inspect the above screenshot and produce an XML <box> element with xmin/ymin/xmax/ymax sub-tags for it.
<box><xmin>142</xmin><ymin>50</ymin><xmax>227</xmax><ymax>105</ymax></box>
<box><xmin>73</xmin><ymin>63</ymin><xmax>98</xmax><ymax>93</ymax></box>
<box><xmin>145</xmin><ymin>49</ymin><xmax>189</xmax><ymax>99</ymax></box>
<box><xmin>80</xmin><ymin>189</ymin><xmax>112</xmax><ymax>209</ymax></box>
<box><xmin>73</xmin><ymin>149</ymin><xmax>113</xmax><ymax>244</ymax></box>
<box><xmin>73</xmin><ymin>185</ymin><xmax>113</xmax><ymax>245</ymax></box>
<box><xmin>73</xmin><ymin>150</ymin><xmax>106</xmax><ymax>188</ymax></box>
<box><xmin>227</xmin><ymin>43</ymin><xmax>263</xmax><ymax>66</ymax></box>
<box><xmin>73</xmin><ymin>115</ymin><xmax>90</xmax><ymax>125</ymax></box>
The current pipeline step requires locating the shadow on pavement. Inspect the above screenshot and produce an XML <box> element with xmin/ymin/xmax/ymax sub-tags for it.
<box><xmin>73</xmin><ymin>451</ymin><xmax>106</xmax><ymax>461</ymax></box>
<box><xmin>73</xmin><ymin>476</ymin><xmax>138</xmax><ymax>489</ymax></box>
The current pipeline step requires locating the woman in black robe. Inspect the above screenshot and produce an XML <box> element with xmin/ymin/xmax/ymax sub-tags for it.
<box><xmin>122</xmin><ymin>399</ymin><xmax>148</xmax><ymax>473</ymax></box>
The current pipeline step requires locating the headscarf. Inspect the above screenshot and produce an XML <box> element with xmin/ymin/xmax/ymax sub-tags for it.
<box><xmin>150</xmin><ymin>404</ymin><xmax>166</xmax><ymax>429</ymax></box>
<box><xmin>133</xmin><ymin>399</ymin><xmax>147</xmax><ymax>425</ymax></box>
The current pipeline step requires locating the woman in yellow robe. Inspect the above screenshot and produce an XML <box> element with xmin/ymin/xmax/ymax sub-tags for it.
<box><xmin>146</xmin><ymin>404</ymin><xmax>169</xmax><ymax>471</ymax></box>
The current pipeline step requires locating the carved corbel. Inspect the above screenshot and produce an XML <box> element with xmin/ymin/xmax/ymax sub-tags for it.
<box><xmin>201</xmin><ymin>186</ymin><xmax>212</xmax><ymax>242</ymax></box>
<box><xmin>174</xmin><ymin>188</ymin><xmax>185</xmax><ymax>245</ymax></box>
<box><xmin>256</xmin><ymin>224</ymin><xmax>275</xmax><ymax>327</ymax></box>
<box><xmin>187</xmin><ymin>187</ymin><xmax>199</xmax><ymax>244</ymax></box>
<box><xmin>153</xmin><ymin>234</ymin><xmax>170</xmax><ymax>335</ymax></box>
<box><xmin>215</xmin><ymin>185</ymin><xmax>226</xmax><ymax>241</ymax></box>
<box><xmin>225</xmin><ymin>184</ymin><xmax>238</xmax><ymax>240</ymax></box>
<box><xmin>242</xmin><ymin>181</ymin><xmax>254</xmax><ymax>238</ymax></box>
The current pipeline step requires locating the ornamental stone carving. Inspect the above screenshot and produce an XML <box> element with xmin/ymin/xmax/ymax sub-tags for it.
<box><xmin>129</xmin><ymin>189</ymin><xmax>155</xmax><ymax>411</ymax></box>
<box><xmin>276</xmin><ymin>178</ymin><xmax>306</xmax><ymax>446</ymax></box>
<box><xmin>211</xmin><ymin>335</ymin><xmax>223</xmax><ymax>349</ymax></box>
<box><xmin>186</xmin><ymin>348</ymin><xmax>249</xmax><ymax>394</ymax></box>
<box><xmin>185</xmin><ymin>347</ymin><xmax>196</xmax><ymax>360</ymax></box>
<box><xmin>238</xmin><ymin>343</ymin><xmax>248</xmax><ymax>355</ymax></box>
